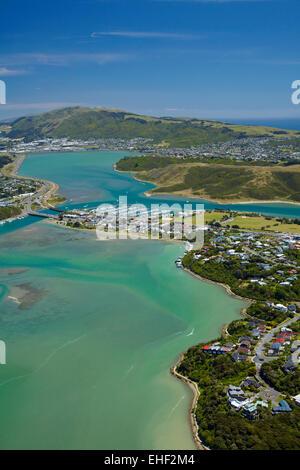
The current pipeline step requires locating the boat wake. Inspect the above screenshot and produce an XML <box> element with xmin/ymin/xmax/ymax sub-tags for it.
<box><xmin>124</xmin><ymin>364</ymin><xmax>134</xmax><ymax>377</ymax></box>
<box><xmin>168</xmin><ymin>395</ymin><xmax>185</xmax><ymax>418</ymax></box>
<box><xmin>0</xmin><ymin>334</ymin><xmax>87</xmax><ymax>388</ymax></box>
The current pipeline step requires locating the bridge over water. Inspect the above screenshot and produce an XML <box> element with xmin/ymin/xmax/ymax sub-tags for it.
<box><xmin>28</xmin><ymin>211</ymin><xmax>57</xmax><ymax>219</ymax></box>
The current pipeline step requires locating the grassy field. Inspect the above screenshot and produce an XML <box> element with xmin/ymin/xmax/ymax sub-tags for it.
<box><xmin>181</xmin><ymin>211</ymin><xmax>231</xmax><ymax>224</ymax></box>
<box><xmin>204</xmin><ymin>211</ymin><xmax>231</xmax><ymax>223</ymax></box>
<box><xmin>174</xmin><ymin>210</ymin><xmax>300</xmax><ymax>234</ymax></box>
<box><xmin>228</xmin><ymin>215</ymin><xmax>300</xmax><ymax>233</ymax></box>
<box><xmin>47</xmin><ymin>194</ymin><xmax>67</xmax><ymax>206</ymax></box>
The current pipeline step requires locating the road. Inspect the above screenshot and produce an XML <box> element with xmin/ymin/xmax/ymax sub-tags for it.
<box><xmin>254</xmin><ymin>313</ymin><xmax>300</xmax><ymax>370</ymax></box>
<box><xmin>243</xmin><ymin>245</ymin><xmax>295</xmax><ymax>268</ymax></box>
<box><xmin>253</xmin><ymin>313</ymin><xmax>300</xmax><ymax>404</ymax></box>
<box><xmin>1</xmin><ymin>153</ymin><xmax>59</xmax><ymax>217</ymax></box>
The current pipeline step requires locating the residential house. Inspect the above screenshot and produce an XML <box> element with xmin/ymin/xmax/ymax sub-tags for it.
<box><xmin>242</xmin><ymin>400</ymin><xmax>268</xmax><ymax>419</ymax></box>
<box><xmin>282</xmin><ymin>354</ymin><xmax>297</xmax><ymax>373</ymax></box>
<box><xmin>272</xmin><ymin>400</ymin><xmax>292</xmax><ymax>413</ymax></box>
<box><xmin>231</xmin><ymin>351</ymin><xmax>247</xmax><ymax>362</ymax></box>
<box><xmin>238</xmin><ymin>347</ymin><xmax>250</xmax><ymax>356</ymax></box>
<box><xmin>241</xmin><ymin>377</ymin><xmax>260</xmax><ymax>389</ymax></box>
<box><xmin>292</xmin><ymin>394</ymin><xmax>300</xmax><ymax>406</ymax></box>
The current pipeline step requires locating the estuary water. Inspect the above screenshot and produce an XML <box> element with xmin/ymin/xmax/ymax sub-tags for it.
<box><xmin>0</xmin><ymin>150</ymin><xmax>299</xmax><ymax>450</ymax></box>
<box><xmin>19</xmin><ymin>150</ymin><xmax>300</xmax><ymax>219</ymax></box>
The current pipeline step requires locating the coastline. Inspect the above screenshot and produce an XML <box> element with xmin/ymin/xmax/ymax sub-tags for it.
<box><xmin>182</xmin><ymin>267</ymin><xmax>253</xmax><ymax>304</ymax></box>
<box><xmin>117</xmin><ymin>160</ymin><xmax>300</xmax><ymax>450</ymax></box>
<box><xmin>170</xmin><ymin>354</ymin><xmax>209</xmax><ymax>451</ymax></box>
<box><xmin>3</xmin><ymin>153</ymin><xmax>62</xmax><ymax>211</ymax></box>
<box><xmin>170</xmin><ymin>266</ymin><xmax>254</xmax><ymax>449</ymax></box>
<box><xmin>144</xmin><ymin>189</ymin><xmax>300</xmax><ymax>207</ymax></box>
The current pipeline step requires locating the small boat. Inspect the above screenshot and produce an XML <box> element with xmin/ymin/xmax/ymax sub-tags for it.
<box><xmin>175</xmin><ymin>258</ymin><xmax>183</xmax><ymax>268</ymax></box>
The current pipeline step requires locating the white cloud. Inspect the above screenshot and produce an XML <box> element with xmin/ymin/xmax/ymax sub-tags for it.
<box><xmin>0</xmin><ymin>67</ymin><xmax>28</xmax><ymax>77</ymax></box>
<box><xmin>91</xmin><ymin>31</ymin><xmax>203</xmax><ymax>40</ymax></box>
<box><xmin>0</xmin><ymin>53</ymin><xmax>131</xmax><ymax>67</ymax></box>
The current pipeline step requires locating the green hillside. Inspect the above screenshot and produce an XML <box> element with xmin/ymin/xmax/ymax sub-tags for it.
<box><xmin>116</xmin><ymin>156</ymin><xmax>300</xmax><ymax>203</ymax></box>
<box><xmin>6</xmin><ymin>106</ymin><xmax>300</xmax><ymax>147</ymax></box>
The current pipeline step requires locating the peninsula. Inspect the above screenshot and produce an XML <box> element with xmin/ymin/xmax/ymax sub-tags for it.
<box><xmin>115</xmin><ymin>156</ymin><xmax>300</xmax><ymax>205</ymax></box>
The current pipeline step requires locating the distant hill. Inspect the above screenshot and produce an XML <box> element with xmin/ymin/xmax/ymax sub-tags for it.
<box><xmin>4</xmin><ymin>106</ymin><xmax>300</xmax><ymax>147</ymax></box>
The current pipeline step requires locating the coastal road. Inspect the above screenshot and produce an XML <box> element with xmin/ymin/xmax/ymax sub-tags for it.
<box><xmin>1</xmin><ymin>153</ymin><xmax>59</xmax><ymax>217</ymax></box>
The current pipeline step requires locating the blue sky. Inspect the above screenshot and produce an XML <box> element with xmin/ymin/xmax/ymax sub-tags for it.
<box><xmin>0</xmin><ymin>0</ymin><xmax>300</xmax><ymax>122</ymax></box>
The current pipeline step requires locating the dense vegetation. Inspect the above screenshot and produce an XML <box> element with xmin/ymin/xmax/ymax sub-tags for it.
<box><xmin>0</xmin><ymin>154</ymin><xmax>12</xmax><ymax>169</ymax></box>
<box><xmin>6</xmin><ymin>106</ymin><xmax>300</xmax><ymax>147</ymax></box>
<box><xmin>116</xmin><ymin>155</ymin><xmax>291</xmax><ymax>170</ymax></box>
<box><xmin>261</xmin><ymin>359</ymin><xmax>300</xmax><ymax>396</ymax></box>
<box><xmin>116</xmin><ymin>156</ymin><xmax>300</xmax><ymax>202</ymax></box>
<box><xmin>178</xmin><ymin>346</ymin><xmax>300</xmax><ymax>450</ymax></box>
<box><xmin>0</xmin><ymin>205</ymin><xmax>21</xmax><ymax>220</ymax></box>
<box><xmin>247</xmin><ymin>302</ymin><xmax>293</xmax><ymax>324</ymax></box>
<box><xmin>179</xmin><ymin>347</ymin><xmax>256</xmax><ymax>386</ymax></box>
<box><xmin>116</xmin><ymin>156</ymin><xmax>183</xmax><ymax>171</ymax></box>
<box><xmin>182</xmin><ymin>252</ymin><xmax>300</xmax><ymax>302</ymax></box>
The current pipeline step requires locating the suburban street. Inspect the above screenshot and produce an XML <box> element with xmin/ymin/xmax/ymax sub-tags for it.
<box><xmin>253</xmin><ymin>314</ymin><xmax>300</xmax><ymax>404</ymax></box>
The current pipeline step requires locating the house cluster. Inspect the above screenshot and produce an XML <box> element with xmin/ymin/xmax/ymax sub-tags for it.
<box><xmin>59</xmin><ymin>206</ymin><xmax>203</xmax><ymax>241</ymax></box>
<box><xmin>265</xmin><ymin>302</ymin><xmax>297</xmax><ymax>315</ymax></box>
<box><xmin>230</xmin><ymin>326</ymin><xmax>270</xmax><ymax>362</ymax></box>
<box><xmin>246</xmin><ymin>234</ymin><xmax>300</xmax><ymax>268</ymax></box>
<box><xmin>201</xmin><ymin>324</ymin><xmax>270</xmax><ymax>363</ymax></box>
<box><xmin>0</xmin><ymin>177</ymin><xmax>41</xmax><ymax>207</ymax></box>
<box><xmin>3</xmin><ymin>130</ymin><xmax>300</xmax><ymax>162</ymax></box>
<box><xmin>201</xmin><ymin>327</ymin><xmax>266</xmax><ymax>363</ymax></box>
<box><xmin>192</xmin><ymin>227</ymin><xmax>300</xmax><ymax>296</ymax></box>
<box><xmin>196</xmin><ymin>230</ymin><xmax>299</xmax><ymax>265</ymax></box>
<box><xmin>1</xmin><ymin>136</ymin><xmax>155</xmax><ymax>155</ymax></box>
<box><xmin>201</xmin><ymin>342</ymin><xmax>234</xmax><ymax>355</ymax></box>
<box><xmin>202</xmin><ymin>317</ymin><xmax>299</xmax><ymax>420</ymax></box>
<box><xmin>231</xmin><ymin>336</ymin><xmax>254</xmax><ymax>362</ymax></box>
<box><xmin>226</xmin><ymin>383</ymin><xmax>268</xmax><ymax>419</ymax></box>
<box><xmin>282</xmin><ymin>338</ymin><xmax>300</xmax><ymax>373</ymax></box>
<box><xmin>145</xmin><ymin>136</ymin><xmax>300</xmax><ymax>163</ymax></box>
<box><xmin>266</xmin><ymin>327</ymin><xmax>295</xmax><ymax>357</ymax></box>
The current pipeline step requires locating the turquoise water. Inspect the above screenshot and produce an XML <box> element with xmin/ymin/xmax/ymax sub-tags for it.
<box><xmin>0</xmin><ymin>150</ymin><xmax>297</xmax><ymax>450</ymax></box>
<box><xmin>1</xmin><ymin>149</ymin><xmax>299</xmax><ymax>239</ymax></box>
<box><xmin>19</xmin><ymin>151</ymin><xmax>300</xmax><ymax>219</ymax></box>
<box><xmin>0</xmin><ymin>222</ymin><xmax>243</xmax><ymax>449</ymax></box>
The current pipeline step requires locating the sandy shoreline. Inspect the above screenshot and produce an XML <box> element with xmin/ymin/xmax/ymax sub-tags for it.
<box><xmin>144</xmin><ymin>190</ymin><xmax>300</xmax><ymax>206</ymax></box>
<box><xmin>9</xmin><ymin>153</ymin><xmax>62</xmax><ymax>209</ymax></box>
